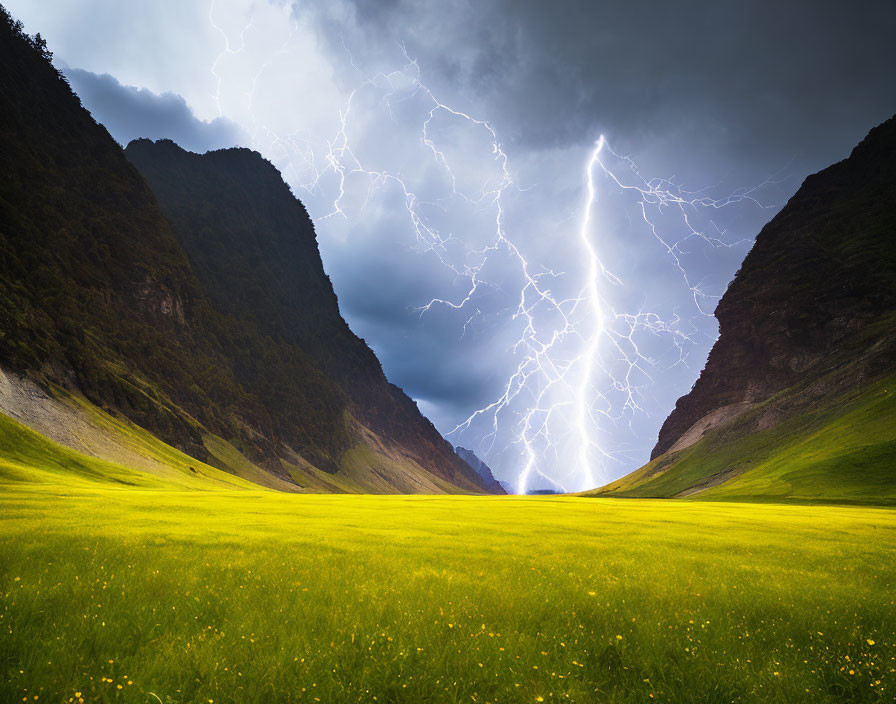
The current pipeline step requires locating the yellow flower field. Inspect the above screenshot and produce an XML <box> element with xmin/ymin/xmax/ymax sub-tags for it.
<box><xmin>1</xmin><ymin>487</ymin><xmax>894</xmax><ymax>703</ymax></box>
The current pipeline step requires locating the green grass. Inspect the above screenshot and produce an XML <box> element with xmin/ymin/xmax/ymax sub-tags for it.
<box><xmin>0</xmin><ymin>392</ymin><xmax>478</xmax><ymax>495</ymax></box>
<box><xmin>1</xmin><ymin>487</ymin><xmax>894</xmax><ymax>703</ymax></box>
<box><xmin>592</xmin><ymin>376</ymin><xmax>896</xmax><ymax>504</ymax></box>
<box><xmin>0</xmin><ymin>410</ymin><xmax>259</xmax><ymax>491</ymax></box>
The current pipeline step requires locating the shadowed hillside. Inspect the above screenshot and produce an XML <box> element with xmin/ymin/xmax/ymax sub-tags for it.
<box><xmin>0</xmin><ymin>7</ymin><xmax>490</xmax><ymax>494</ymax></box>
<box><xmin>125</xmin><ymin>138</ymin><xmax>496</xmax><ymax>493</ymax></box>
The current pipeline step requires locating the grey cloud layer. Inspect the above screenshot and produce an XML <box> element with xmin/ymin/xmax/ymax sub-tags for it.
<box><xmin>299</xmin><ymin>0</ymin><xmax>896</xmax><ymax>175</ymax></box>
<box><xmin>64</xmin><ymin>68</ymin><xmax>245</xmax><ymax>152</ymax></box>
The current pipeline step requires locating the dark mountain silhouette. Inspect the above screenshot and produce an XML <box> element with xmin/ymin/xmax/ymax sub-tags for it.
<box><xmin>125</xmin><ymin>138</ymin><xmax>493</xmax><ymax>492</ymax></box>
<box><xmin>0</xmin><ymin>7</ymin><xmax>492</xmax><ymax>494</ymax></box>
<box><xmin>591</xmin><ymin>116</ymin><xmax>896</xmax><ymax>503</ymax></box>
<box><xmin>455</xmin><ymin>446</ymin><xmax>504</xmax><ymax>494</ymax></box>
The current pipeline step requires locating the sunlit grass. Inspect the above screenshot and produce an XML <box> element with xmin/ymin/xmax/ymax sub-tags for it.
<box><xmin>595</xmin><ymin>375</ymin><xmax>896</xmax><ymax>504</ymax></box>
<box><xmin>1</xmin><ymin>487</ymin><xmax>894</xmax><ymax>703</ymax></box>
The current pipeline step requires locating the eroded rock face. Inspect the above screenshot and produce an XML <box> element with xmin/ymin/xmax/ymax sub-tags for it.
<box><xmin>652</xmin><ymin>116</ymin><xmax>896</xmax><ymax>459</ymax></box>
<box><xmin>131</xmin><ymin>275</ymin><xmax>186</xmax><ymax>325</ymax></box>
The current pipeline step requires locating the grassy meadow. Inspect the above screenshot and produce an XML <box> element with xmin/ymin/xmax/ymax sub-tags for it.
<box><xmin>2</xmin><ymin>487</ymin><xmax>894</xmax><ymax>703</ymax></box>
<box><xmin>593</xmin><ymin>375</ymin><xmax>896</xmax><ymax>505</ymax></box>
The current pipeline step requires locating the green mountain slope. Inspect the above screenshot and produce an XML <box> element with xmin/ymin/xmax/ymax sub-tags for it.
<box><xmin>590</xmin><ymin>117</ymin><xmax>896</xmax><ymax>504</ymax></box>
<box><xmin>0</xmin><ymin>7</ymin><xmax>490</xmax><ymax>494</ymax></box>
<box><xmin>0</xmin><ymin>403</ymin><xmax>260</xmax><ymax>491</ymax></box>
<box><xmin>593</xmin><ymin>372</ymin><xmax>896</xmax><ymax>505</ymax></box>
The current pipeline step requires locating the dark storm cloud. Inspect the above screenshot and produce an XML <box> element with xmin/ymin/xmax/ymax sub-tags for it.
<box><xmin>64</xmin><ymin>68</ymin><xmax>246</xmax><ymax>153</ymax></box>
<box><xmin>303</xmin><ymin>0</ymin><xmax>896</xmax><ymax>175</ymax></box>
<box><xmin>291</xmin><ymin>0</ymin><xmax>896</xmax><ymax>460</ymax></box>
<box><xmin>322</xmin><ymin>229</ymin><xmax>500</xmax><ymax>412</ymax></box>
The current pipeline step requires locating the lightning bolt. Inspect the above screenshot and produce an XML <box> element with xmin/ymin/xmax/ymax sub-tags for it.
<box><xmin>207</xmin><ymin>0</ymin><xmax>254</xmax><ymax>118</ymax></box>
<box><xmin>570</xmin><ymin>137</ymin><xmax>607</xmax><ymax>494</ymax></box>
<box><xmin>206</xmin><ymin>12</ymin><xmax>774</xmax><ymax>494</ymax></box>
<box><xmin>443</xmin><ymin>132</ymin><xmax>773</xmax><ymax>494</ymax></box>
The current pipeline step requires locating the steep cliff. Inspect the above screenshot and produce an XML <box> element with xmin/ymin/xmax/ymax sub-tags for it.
<box><xmin>591</xmin><ymin>116</ymin><xmax>896</xmax><ymax>503</ymax></box>
<box><xmin>125</xmin><ymin>138</ymin><xmax>489</xmax><ymax>492</ymax></box>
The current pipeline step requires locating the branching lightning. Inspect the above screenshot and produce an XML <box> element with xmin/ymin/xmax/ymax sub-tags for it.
<box><xmin>206</xmin><ymin>6</ymin><xmax>774</xmax><ymax>493</ymax></box>
<box><xmin>208</xmin><ymin>0</ymin><xmax>254</xmax><ymax>118</ymax></box>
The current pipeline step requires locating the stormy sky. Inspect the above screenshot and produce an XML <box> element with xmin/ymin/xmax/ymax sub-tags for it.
<box><xmin>9</xmin><ymin>0</ymin><xmax>895</xmax><ymax>490</ymax></box>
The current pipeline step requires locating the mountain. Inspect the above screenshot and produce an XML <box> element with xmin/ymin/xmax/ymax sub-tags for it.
<box><xmin>124</xmin><ymin>138</ymin><xmax>491</xmax><ymax>492</ymax></box>
<box><xmin>590</xmin><ymin>116</ymin><xmax>896</xmax><ymax>504</ymax></box>
<box><xmin>0</xmin><ymin>8</ymin><xmax>492</xmax><ymax>494</ymax></box>
<box><xmin>455</xmin><ymin>446</ymin><xmax>504</xmax><ymax>494</ymax></box>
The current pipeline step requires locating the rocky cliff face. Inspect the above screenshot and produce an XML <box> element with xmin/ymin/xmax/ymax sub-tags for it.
<box><xmin>651</xmin><ymin>116</ymin><xmax>896</xmax><ymax>460</ymax></box>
